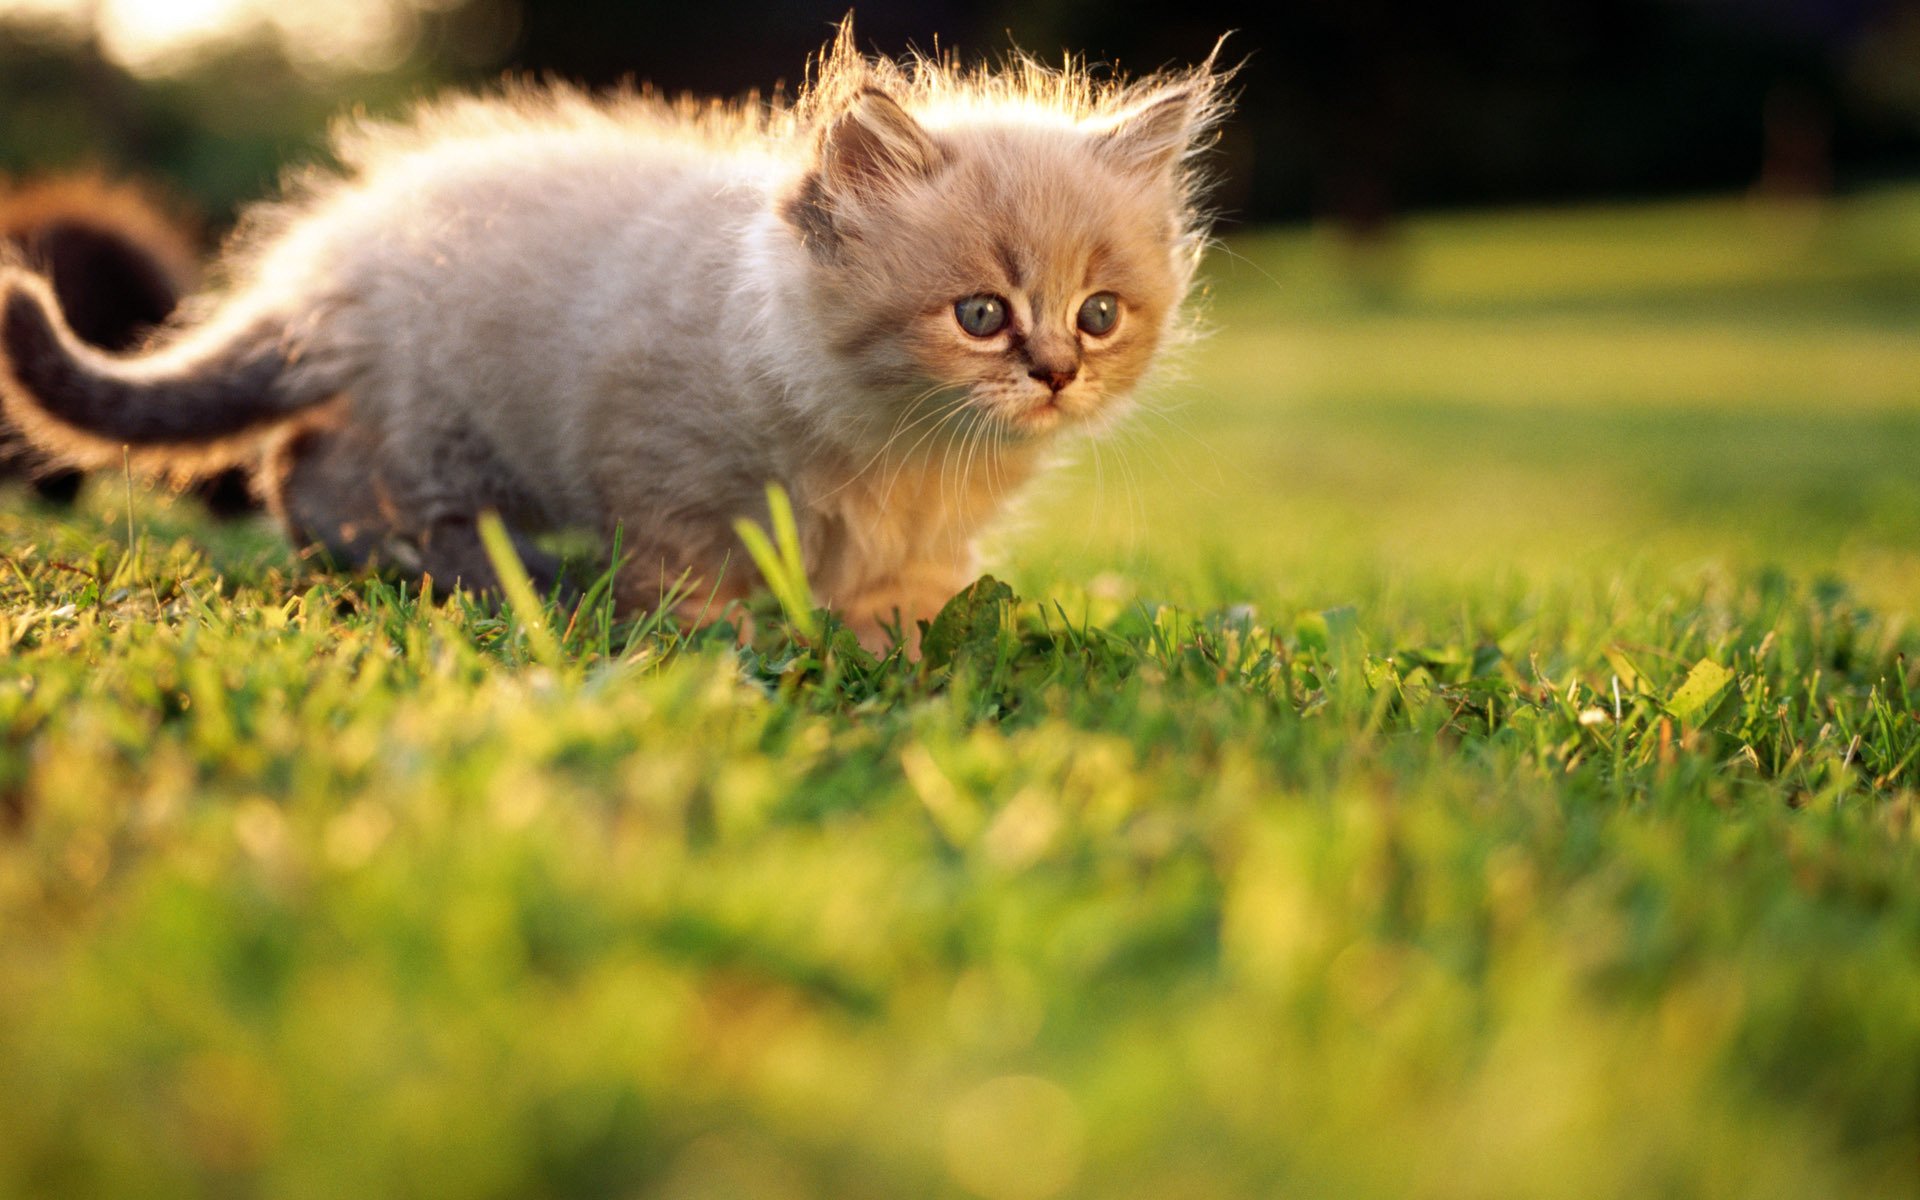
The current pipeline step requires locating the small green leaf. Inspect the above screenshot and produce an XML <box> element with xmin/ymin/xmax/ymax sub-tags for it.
<box><xmin>921</xmin><ymin>576</ymin><xmax>1015</xmax><ymax>672</ymax></box>
<box><xmin>1666</xmin><ymin>658</ymin><xmax>1738</xmax><ymax>728</ymax></box>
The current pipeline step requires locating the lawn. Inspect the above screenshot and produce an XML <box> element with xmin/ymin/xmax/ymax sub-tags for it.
<box><xmin>2</xmin><ymin>186</ymin><xmax>1919</xmax><ymax>1199</ymax></box>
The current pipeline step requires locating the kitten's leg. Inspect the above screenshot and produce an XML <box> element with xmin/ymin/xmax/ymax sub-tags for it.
<box><xmin>259</xmin><ymin>426</ymin><xmax>556</xmax><ymax>599</ymax></box>
<box><xmin>838</xmin><ymin>568</ymin><xmax>974</xmax><ymax>655</ymax></box>
<box><xmin>266</xmin><ymin>423</ymin><xmax>569</xmax><ymax>605</ymax></box>
<box><xmin>263</xmin><ymin>423</ymin><xmax>394</xmax><ymax>573</ymax></box>
<box><xmin>411</xmin><ymin>513</ymin><xmax>572</xmax><ymax>605</ymax></box>
<box><xmin>612</xmin><ymin>539</ymin><xmax>752</xmax><ymax>633</ymax></box>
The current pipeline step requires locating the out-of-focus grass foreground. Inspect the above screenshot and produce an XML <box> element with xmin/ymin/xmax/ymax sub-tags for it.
<box><xmin>5</xmin><ymin>182</ymin><xmax>1920</xmax><ymax>1195</ymax></box>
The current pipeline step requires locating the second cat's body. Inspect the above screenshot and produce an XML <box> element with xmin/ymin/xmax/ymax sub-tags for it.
<box><xmin>0</xmin><ymin>28</ymin><xmax>1226</xmax><ymax>647</ymax></box>
<box><xmin>0</xmin><ymin>174</ymin><xmax>252</xmax><ymax>514</ymax></box>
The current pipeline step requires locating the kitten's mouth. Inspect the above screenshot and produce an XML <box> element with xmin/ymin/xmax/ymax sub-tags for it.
<box><xmin>970</xmin><ymin>384</ymin><xmax>1094</xmax><ymax>439</ymax></box>
<box><xmin>1006</xmin><ymin>390</ymin><xmax>1087</xmax><ymax>435</ymax></box>
<box><xmin>1016</xmin><ymin>397</ymin><xmax>1065</xmax><ymax>432</ymax></box>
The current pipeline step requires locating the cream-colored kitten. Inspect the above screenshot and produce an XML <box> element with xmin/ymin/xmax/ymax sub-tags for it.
<box><xmin>0</xmin><ymin>26</ymin><xmax>1228</xmax><ymax>649</ymax></box>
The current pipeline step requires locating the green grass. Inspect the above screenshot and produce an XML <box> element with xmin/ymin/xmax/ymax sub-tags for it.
<box><xmin>4</xmin><ymin>185</ymin><xmax>1920</xmax><ymax>1199</ymax></box>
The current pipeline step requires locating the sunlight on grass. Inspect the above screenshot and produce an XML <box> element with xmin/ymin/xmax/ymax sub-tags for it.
<box><xmin>1026</xmin><ymin>183</ymin><xmax>1920</xmax><ymax>616</ymax></box>
<box><xmin>3</xmin><ymin>186</ymin><xmax>1920</xmax><ymax>1199</ymax></box>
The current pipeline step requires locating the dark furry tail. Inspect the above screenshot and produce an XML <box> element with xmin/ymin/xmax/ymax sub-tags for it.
<box><xmin>0</xmin><ymin>174</ymin><xmax>204</xmax><ymax>498</ymax></box>
<box><xmin>0</xmin><ymin>270</ymin><xmax>337</xmax><ymax>469</ymax></box>
<box><xmin>0</xmin><ymin>175</ymin><xmax>198</xmax><ymax>353</ymax></box>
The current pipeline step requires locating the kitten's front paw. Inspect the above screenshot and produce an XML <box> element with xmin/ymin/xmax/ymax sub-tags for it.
<box><xmin>844</xmin><ymin>594</ymin><xmax>948</xmax><ymax>658</ymax></box>
<box><xmin>847</xmin><ymin>612</ymin><xmax>910</xmax><ymax>657</ymax></box>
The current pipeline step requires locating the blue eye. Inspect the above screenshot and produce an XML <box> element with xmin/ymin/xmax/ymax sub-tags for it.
<box><xmin>1077</xmin><ymin>292</ymin><xmax>1120</xmax><ymax>336</ymax></box>
<box><xmin>955</xmin><ymin>295</ymin><xmax>1009</xmax><ymax>338</ymax></box>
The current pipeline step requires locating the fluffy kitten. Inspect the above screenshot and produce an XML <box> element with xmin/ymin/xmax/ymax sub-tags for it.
<box><xmin>0</xmin><ymin>26</ymin><xmax>1227</xmax><ymax>649</ymax></box>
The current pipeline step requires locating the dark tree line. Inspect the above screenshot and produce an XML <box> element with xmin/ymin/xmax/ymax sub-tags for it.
<box><xmin>1</xmin><ymin>0</ymin><xmax>1916</xmax><ymax>227</ymax></box>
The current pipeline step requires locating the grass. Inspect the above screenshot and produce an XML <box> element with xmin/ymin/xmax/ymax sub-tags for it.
<box><xmin>3</xmin><ymin>184</ymin><xmax>1920</xmax><ymax>1199</ymax></box>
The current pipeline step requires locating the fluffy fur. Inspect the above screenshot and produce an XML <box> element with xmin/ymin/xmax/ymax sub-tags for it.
<box><xmin>0</xmin><ymin>24</ymin><xmax>1229</xmax><ymax>648</ymax></box>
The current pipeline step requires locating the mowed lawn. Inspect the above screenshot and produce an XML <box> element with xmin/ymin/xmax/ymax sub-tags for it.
<box><xmin>3</xmin><ymin>187</ymin><xmax>1920</xmax><ymax>1199</ymax></box>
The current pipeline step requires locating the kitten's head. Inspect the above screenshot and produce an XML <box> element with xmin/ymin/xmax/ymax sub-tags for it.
<box><xmin>781</xmin><ymin>43</ymin><xmax>1228</xmax><ymax>449</ymax></box>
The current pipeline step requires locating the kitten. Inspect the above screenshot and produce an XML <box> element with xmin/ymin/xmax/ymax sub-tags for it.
<box><xmin>0</xmin><ymin>25</ymin><xmax>1227</xmax><ymax>650</ymax></box>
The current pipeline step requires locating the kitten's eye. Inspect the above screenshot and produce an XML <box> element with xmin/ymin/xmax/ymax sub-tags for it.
<box><xmin>954</xmin><ymin>295</ymin><xmax>1010</xmax><ymax>338</ymax></box>
<box><xmin>1077</xmin><ymin>292</ymin><xmax>1120</xmax><ymax>337</ymax></box>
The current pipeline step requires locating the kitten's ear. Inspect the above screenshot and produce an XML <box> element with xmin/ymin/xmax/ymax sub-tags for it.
<box><xmin>1099</xmin><ymin>85</ymin><xmax>1203</xmax><ymax>179</ymax></box>
<box><xmin>818</xmin><ymin>88</ymin><xmax>944</xmax><ymax>199</ymax></box>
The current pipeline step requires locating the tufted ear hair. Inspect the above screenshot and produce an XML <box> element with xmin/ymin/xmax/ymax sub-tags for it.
<box><xmin>1098</xmin><ymin>85</ymin><xmax>1203</xmax><ymax>179</ymax></box>
<box><xmin>817</xmin><ymin>88</ymin><xmax>945</xmax><ymax>200</ymax></box>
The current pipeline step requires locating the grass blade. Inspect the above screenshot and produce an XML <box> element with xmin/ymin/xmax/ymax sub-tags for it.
<box><xmin>477</xmin><ymin>510</ymin><xmax>562</xmax><ymax>668</ymax></box>
<box><xmin>733</xmin><ymin>483</ymin><xmax>819</xmax><ymax>641</ymax></box>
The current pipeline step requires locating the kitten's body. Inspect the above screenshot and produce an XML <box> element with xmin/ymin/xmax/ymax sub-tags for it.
<box><xmin>0</xmin><ymin>29</ymin><xmax>1226</xmax><ymax>647</ymax></box>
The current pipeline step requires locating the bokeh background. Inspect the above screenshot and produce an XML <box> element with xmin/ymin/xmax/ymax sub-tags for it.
<box><xmin>3</xmin><ymin>0</ymin><xmax>1919</xmax><ymax>224</ymax></box>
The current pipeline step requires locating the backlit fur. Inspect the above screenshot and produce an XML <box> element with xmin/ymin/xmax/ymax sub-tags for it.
<box><xmin>0</xmin><ymin>21</ymin><xmax>1231</xmax><ymax>649</ymax></box>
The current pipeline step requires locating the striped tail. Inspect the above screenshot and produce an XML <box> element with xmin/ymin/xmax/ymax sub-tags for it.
<box><xmin>0</xmin><ymin>270</ymin><xmax>340</xmax><ymax>468</ymax></box>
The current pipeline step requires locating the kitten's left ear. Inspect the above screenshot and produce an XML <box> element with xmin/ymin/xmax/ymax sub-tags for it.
<box><xmin>1098</xmin><ymin>85</ymin><xmax>1204</xmax><ymax>179</ymax></box>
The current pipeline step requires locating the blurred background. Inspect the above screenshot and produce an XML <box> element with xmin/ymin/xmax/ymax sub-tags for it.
<box><xmin>2</xmin><ymin>0</ymin><xmax>1919</xmax><ymax>226</ymax></box>
<box><xmin>2</xmin><ymin>0</ymin><xmax>1919</xmax><ymax>614</ymax></box>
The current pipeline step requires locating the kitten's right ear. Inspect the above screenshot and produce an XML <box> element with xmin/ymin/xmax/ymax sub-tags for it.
<box><xmin>818</xmin><ymin>88</ymin><xmax>945</xmax><ymax>201</ymax></box>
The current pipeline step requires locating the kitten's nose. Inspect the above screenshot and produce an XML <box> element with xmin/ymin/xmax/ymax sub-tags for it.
<box><xmin>1029</xmin><ymin>363</ymin><xmax>1078</xmax><ymax>393</ymax></box>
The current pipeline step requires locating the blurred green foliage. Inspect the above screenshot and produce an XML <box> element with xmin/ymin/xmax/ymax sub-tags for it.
<box><xmin>1</xmin><ymin>188</ymin><xmax>1919</xmax><ymax>1197</ymax></box>
<box><xmin>0</xmin><ymin>15</ymin><xmax>450</xmax><ymax>222</ymax></box>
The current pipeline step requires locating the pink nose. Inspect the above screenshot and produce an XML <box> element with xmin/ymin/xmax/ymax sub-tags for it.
<box><xmin>1030</xmin><ymin>364</ymin><xmax>1078</xmax><ymax>392</ymax></box>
